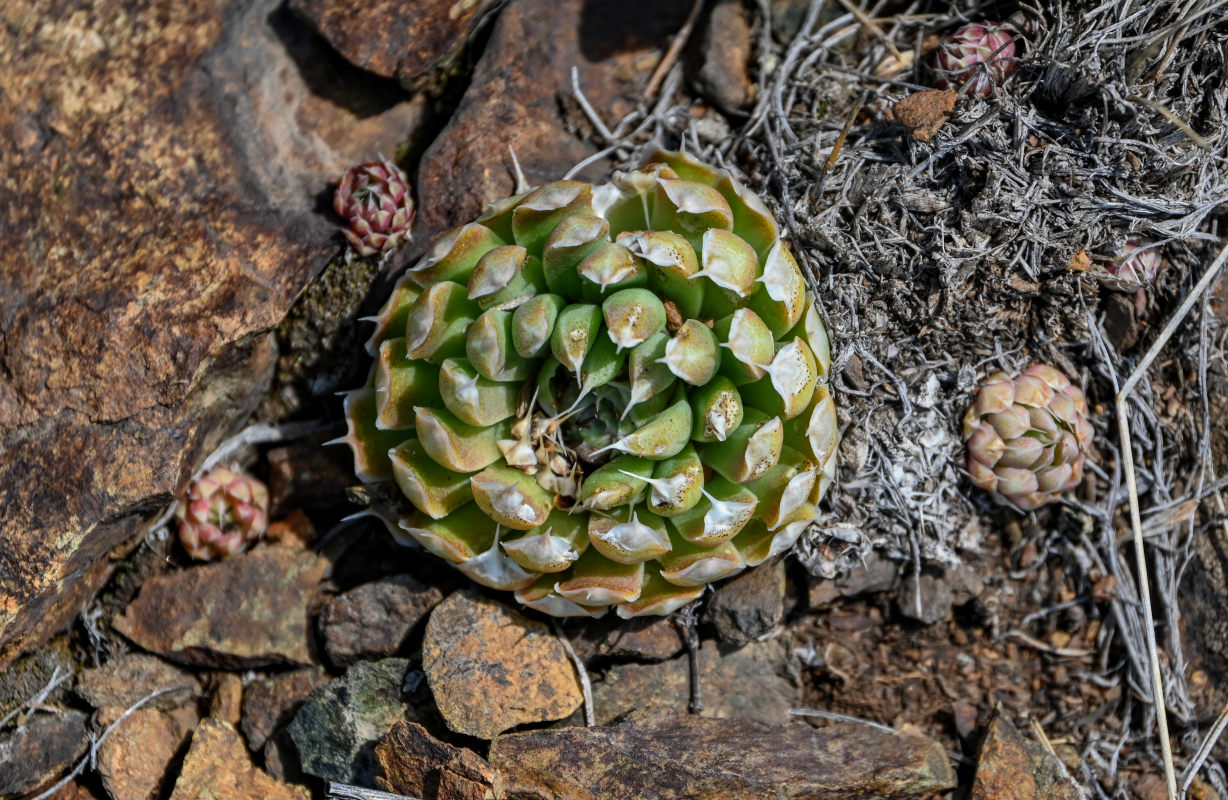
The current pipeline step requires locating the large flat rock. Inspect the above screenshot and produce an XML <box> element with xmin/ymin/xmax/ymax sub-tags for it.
<box><xmin>0</xmin><ymin>0</ymin><xmax>420</xmax><ymax>666</ymax></box>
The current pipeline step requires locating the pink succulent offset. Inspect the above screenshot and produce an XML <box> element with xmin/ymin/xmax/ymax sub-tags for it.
<box><xmin>334</xmin><ymin>158</ymin><xmax>414</xmax><ymax>257</ymax></box>
<box><xmin>934</xmin><ymin>23</ymin><xmax>1017</xmax><ymax>98</ymax></box>
<box><xmin>176</xmin><ymin>465</ymin><xmax>269</xmax><ymax>560</ymax></box>
<box><xmin>962</xmin><ymin>364</ymin><xmax>1092</xmax><ymax>511</ymax></box>
<box><xmin>1106</xmin><ymin>238</ymin><xmax>1162</xmax><ymax>285</ymax></box>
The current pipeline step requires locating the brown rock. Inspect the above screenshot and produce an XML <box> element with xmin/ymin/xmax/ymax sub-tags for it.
<box><xmin>894</xmin><ymin>89</ymin><xmax>957</xmax><ymax>143</ymax></box>
<box><xmin>375</xmin><ymin>721</ymin><xmax>506</xmax><ymax>800</ymax></box>
<box><xmin>489</xmin><ymin>709</ymin><xmax>956</xmax><ymax>799</ymax></box>
<box><xmin>76</xmin><ymin>653</ymin><xmax>201</xmax><ymax>713</ymax></box>
<box><xmin>970</xmin><ymin>715</ymin><xmax>1082</xmax><ymax>800</ymax></box>
<box><xmin>209</xmin><ymin>673</ymin><xmax>244</xmax><ymax>725</ymax></box>
<box><xmin>423</xmin><ymin>591</ymin><xmax>582</xmax><ymax>739</ymax></box>
<box><xmin>691</xmin><ymin>0</ymin><xmax>755</xmax><ymax>114</ymax></box>
<box><xmin>96</xmin><ymin>707</ymin><xmax>191</xmax><ymax>800</ymax></box>
<box><xmin>1</xmin><ymin>640</ymin><xmax>77</xmax><ymax>722</ymax></box>
<box><xmin>45</xmin><ymin>778</ymin><xmax>105</xmax><ymax>800</ymax></box>
<box><xmin>1103</xmin><ymin>291</ymin><xmax>1141</xmax><ymax>351</ymax></box>
<box><xmin>266</xmin><ymin>433</ymin><xmax>357</xmax><ymax>517</ymax></box>
<box><xmin>264</xmin><ymin>510</ymin><xmax>319</xmax><ymax>550</ymax></box>
<box><xmin>592</xmin><ymin>637</ymin><xmax>800</xmax><ymax>725</ymax></box>
<box><xmin>169</xmin><ymin>718</ymin><xmax>309</xmax><ymax>800</ymax></box>
<box><xmin>570</xmin><ymin>617</ymin><xmax>685</xmax><ymax>664</ymax></box>
<box><xmin>0</xmin><ymin>711</ymin><xmax>90</xmax><ymax>797</ymax></box>
<box><xmin>290</xmin><ymin>0</ymin><xmax>500</xmax><ymax>89</ymax></box>
<box><xmin>319</xmin><ymin>575</ymin><xmax>445</xmax><ymax>667</ymax></box>
<box><xmin>113</xmin><ymin>545</ymin><xmax>329</xmax><ymax>669</ymax></box>
<box><xmin>415</xmin><ymin>0</ymin><xmax>693</xmax><ymax>235</ymax></box>
<box><xmin>705</xmin><ymin>557</ymin><xmax>787</xmax><ymax>645</ymax></box>
<box><xmin>0</xmin><ymin>0</ymin><xmax>424</xmax><ymax>667</ymax></box>
<box><xmin>809</xmin><ymin>551</ymin><xmax>900</xmax><ymax>606</ymax></box>
<box><xmin>240</xmin><ymin>667</ymin><xmax>328</xmax><ymax>752</ymax></box>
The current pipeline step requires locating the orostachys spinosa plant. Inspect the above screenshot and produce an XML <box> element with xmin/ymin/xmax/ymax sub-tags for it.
<box><xmin>963</xmin><ymin>364</ymin><xmax>1092</xmax><ymax>511</ymax></box>
<box><xmin>337</xmin><ymin>150</ymin><xmax>838</xmax><ymax>618</ymax></box>
<box><xmin>334</xmin><ymin>158</ymin><xmax>415</xmax><ymax>258</ymax></box>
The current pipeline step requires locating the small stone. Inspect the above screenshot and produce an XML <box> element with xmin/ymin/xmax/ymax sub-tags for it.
<box><xmin>96</xmin><ymin>707</ymin><xmax>191</xmax><ymax>800</ymax></box>
<box><xmin>691</xmin><ymin>0</ymin><xmax>754</xmax><ymax>114</ymax></box>
<box><xmin>489</xmin><ymin>709</ymin><xmax>955</xmax><ymax>799</ymax></box>
<box><xmin>375</xmin><ymin>721</ymin><xmax>506</xmax><ymax>800</ymax></box>
<box><xmin>423</xmin><ymin>591</ymin><xmax>582</xmax><ymax>739</ymax></box>
<box><xmin>970</xmin><ymin>716</ymin><xmax>1082</xmax><ymax>800</ymax></box>
<box><xmin>569</xmin><ymin>617</ymin><xmax>685</xmax><ymax>664</ymax></box>
<box><xmin>593</xmin><ymin>637</ymin><xmax>800</xmax><ymax>726</ymax></box>
<box><xmin>113</xmin><ymin>545</ymin><xmax>329</xmax><ymax>669</ymax></box>
<box><xmin>264</xmin><ymin>510</ymin><xmax>318</xmax><ymax>549</ymax></box>
<box><xmin>240</xmin><ymin>667</ymin><xmax>329</xmax><ymax>752</ymax></box>
<box><xmin>169</xmin><ymin>718</ymin><xmax>309</xmax><ymax>800</ymax></box>
<box><xmin>209</xmin><ymin>673</ymin><xmax>244</xmax><ymax>725</ymax></box>
<box><xmin>0</xmin><ymin>642</ymin><xmax>76</xmax><ymax>723</ymax></box>
<box><xmin>897</xmin><ymin>563</ymin><xmax>982</xmax><ymax>625</ymax></box>
<box><xmin>287</xmin><ymin>658</ymin><xmax>416</xmax><ymax>784</ymax></box>
<box><xmin>1103</xmin><ymin>291</ymin><xmax>1141</xmax><ymax>351</ymax></box>
<box><xmin>76</xmin><ymin>653</ymin><xmax>200</xmax><ymax>712</ymax></box>
<box><xmin>952</xmin><ymin>700</ymin><xmax>979</xmax><ymax>741</ymax></box>
<box><xmin>809</xmin><ymin>552</ymin><xmax>901</xmax><ymax>606</ymax></box>
<box><xmin>894</xmin><ymin>89</ymin><xmax>957</xmax><ymax>143</ymax></box>
<box><xmin>319</xmin><ymin>575</ymin><xmax>444</xmax><ymax>667</ymax></box>
<box><xmin>705</xmin><ymin>556</ymin><xmax>787</xmax><ymax>645</ymax></box>
<box><xmin>288</xmin><ymin>0</ymin><xmax>500</xmax><ymax>89</ymax></box>
<box><xmin>0</xmin><ymin>711</ymin><xmax>90</xmax><ymax>797</ymax></box>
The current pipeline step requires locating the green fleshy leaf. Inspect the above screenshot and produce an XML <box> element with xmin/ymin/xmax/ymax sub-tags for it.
<box><xmin>375</xmin><ymin>339</ymin><xmax>442</xmax><ymax>430</ymax></box>
<box><xmin>512</xmin><ymin>293</ymin><xmax>566</xmax><ymax>358</ymax></box>
<box><xmin>697</xmin><ymin>408</ymin><xmax>783</xmax><ymax>484</ymax></box>
<box><xmin>390</xmin><ymin>439</ymin><xmax>474</xmax><ymax>519</ymax></box>
<box><xmin>471</xmin><ymin>462</ymin><xmax>556</xmax><ymax>530</ymax></box>
<box><xmin>415</xmin><ymin>407</ymin><xmax>511</xmax><ymax>473</ymax></box>
<box><xmin>438</xmin><ymin>358</ymin><xmax>521</xmax><ymax>427</ymax></box>
<box><xmin>408</xmin><ymin>223</ymin><xmax>506</xmax><ymax>288</ymax></box>
<box><xmin>405</xmin><ymin>282</ymin><xmax>479</xmax><ymax>363</ymax></box>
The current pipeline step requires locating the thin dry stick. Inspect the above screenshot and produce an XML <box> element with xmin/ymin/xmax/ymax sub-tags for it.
<box><xmin>644</xmin><ymin>0</ymin><xmax>705</xmax><ymax>101</ymax></box>
<box><xmin>1117</xmin><ymin>239</ymin><xmax>1228</xmax><ymax>800</ymax></box>
<box><xmin>1181</xmin><ymin>700</ymin><xmax>1228</xmax><ymax>797</ymax></box>
<box><xmin>552</xmin><ymin>620</ymin><xmax>595</xmax><ymax>727</ymax></box>
<box><xmin>328</xmin><ymin>782</ymin><xmax>422</xmax><ymax>800</ymax></box>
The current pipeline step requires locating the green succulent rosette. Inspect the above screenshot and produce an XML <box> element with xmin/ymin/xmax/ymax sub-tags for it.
<box><xmin>340</xmin><ymin>151</ymin><xmax>838</xmax><ymax>618</ymax></box>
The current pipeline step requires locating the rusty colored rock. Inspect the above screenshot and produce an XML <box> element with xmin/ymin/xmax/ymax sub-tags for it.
<box><xmin>691</xmin><ymin>0</ymin><xmax>755</xmax><ymax>114</ymax></box>
<box><xmin>423</xmin><ymin>591</ymin><xmax>582</xmax><ymax>739</ymax></box>
<box><xmin>593</xmin><ymin>637</ymin><xmax>800</xmax><ymax>726</ymax></box>
<box><xmin>209</xmin><ymin>673</ymin><xmax>244</xmax><ymax>725</ymax></box>
<box><xmin>240</xmin><ymin>667</ymin><xmax>328</xmax><ymax>752</ymax></box>
<box><xmin>705</xmin><ymin>556</ymin><xmax>787</xmax><ymax>645</ymax></box>
<box><xmin>971</xmin><ymin>716</ymin><xmax>1083</xmax><ymax>800</ymax></box>
<box><xmin>0</xmin><ymin>0</ymin><xmax>425</xmax><ymax>668</ymax></box>
<box><xmin>76</xmin><ymin>653</ymin><xmax>201</xmax><ymax>713</ymax></box>
<box><xmin>169</xmin><ymin>718</ymin><xmax>309</xmax><ymax>800</ymax></box>
<box><xmin>489</xmin><ymin>709</ymin><xmax>956</xmax><ymax>800</ymax></box>
<box><xmin>0</xmin><ymin>711</ymin><xmax>90</xmax><ymax>797</ymax></box>
<box><xmin>375</xmin><ymin>721</ymin><xmax>507</xmax><ymax>800</ymax></box>
<box><xmin>570</xmin><ymin>617</ymin><xmax>685</xmax><ymax>664</ymax></box>
<box><xmin>289</xmin><ymin>0</ymin><xmax>500</xmax><ymax>89</ymax></box>
<box><xmin>894</xmin><ymin>89</ymin><xmax>957</xmax><ymax>142</ymax></box>
<box><xmin>113</xmin><ymin>545</ymin><xmax>329</xmax><ymax>669</ymax></box>
<box><xmin>96</xmin><ymin>707</ymin><xmax>192</xmax><ymax>800</ymax></box>
<box><xmin>415</xmin><ymin>0</ymin><xmax>694</xmax><ymax>235</ymax></box>
<box><xmin>319</xmin><ymin>575</ymin><xmax>445</xmax><ymax>667</ymax></box>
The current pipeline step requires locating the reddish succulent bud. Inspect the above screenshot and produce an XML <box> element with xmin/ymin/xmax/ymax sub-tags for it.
<box><xmin>334</xmin><ymin>158</ymin><xmax>414</xmax><ymax>257</ymax></box>
<box><xmin>175</xmin><ymin>465</ymin><xmax>269</xmax><ymax>560</ymax></box>
<box><xmin>962</xmin><ymin>364</ymin><xmax>1091</xmax><ymax>511</ymax></box>
<box><xmin>1106</xmin><ymin>238</ymin><xmax>1162</xmax><ymax>286</ymax></box>
<box><xmin>934</xmin><ymin>23</ymin><xmax>1017</xmax><ymax>98</ymax></box>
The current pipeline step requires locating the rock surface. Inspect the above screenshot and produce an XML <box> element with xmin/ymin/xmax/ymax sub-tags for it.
<box><xmin>808</xmin><ymin>551</ymin><xmax>900</xmax><ymax>606</ymax></box>
<box><xmin>413</xmin><ymin>0</ymin><xmax>694</xmax><ymax>236</ymax></box>
<box><xmin>570</xmin><ymin>617</ymin><xmax>685</xmax><ymax>664</ymax></box>
<box><xmin>288</xmin><ymin>658</ymin><xmax>415</xmax><ymax>784</ymax></box>
<box><xmin>76</xmin><ymin>653</ymin><xmax>200</xmax><ymax>712</ymax></box>
<box><xmin>290</xmin><ymin>0</ymin><xmax>500</xmax><ymax>89</ymax></box>
<box><xmin>0</xmin><ymin>710</ymin><xmax>90</xmax><ymax>797</ymax></box>
<box><xmin>96</xmin><ymin>707</ymin><xmax>192</xmax><ymax>800</ymax></box>
<box><xmin>489</xmin><ymin>710</ymin><xmax>957</xmax><ymax>799</ymax></box>
<box><xmin>0</xmin><ymin>0</ymin><xmax>421</xmax><ymax>667</ymax></box>
<box><xmin>705</xmin><ymin>557</ymin><xmax>787</xmax><ymax>645</ymax></box>
<box><xmin>170</xmin><ymin>717</ymin><xmax>309</xmax><ymax>800</ymax></box>
<box><xmin>319</xmin><ymin>575</ymin><xmax>444</xmax><ymax>667</ymax></box>
<box><xmin>375</xmin><ymin>721</ymin><xmax>506</xmax><ymax>800</ymax></box>
<box><xmin>240</xmin><ymin>667</ymin><xmax>329</xmax><ymax>752</ymax></box>
<box><xmin>113</xmin><ymin>545</ymin><xmax>329</xmax><ymax>668</ymax></box>
<box><xmin>894</xmin><ymin>89</ymin><xmax>957</xmax><ymax>143</ymax></box>
<box><xmin>423</xmin><ymin>591</ymin><xmax>582</xmax><ymax>739</ymax></box>
<box><xmin>970</xmin><ymin>715</ymin><xmax>1083</xmax><ymax>800</ymax></box>
<box><xmin>592</xmin><ymin>637</ymin><xmax>800</xmax><ymax>725</ymax></box>
<box><xmin>691</xmin><ymin>0</ymin><xmax>755</xmax><ymax>114</ymax></box>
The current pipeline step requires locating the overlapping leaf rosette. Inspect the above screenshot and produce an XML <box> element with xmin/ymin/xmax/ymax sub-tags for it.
<box><xmin>339</xmin><ymin>151</ymin><xmax>838</xmax><ymax>618</ymax></box>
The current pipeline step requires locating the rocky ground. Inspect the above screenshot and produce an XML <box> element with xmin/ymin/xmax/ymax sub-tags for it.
<box><xmin>2</xmin><ymin>0</ymin><xmax>1227</xmax><ymax>798</ymax></box>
